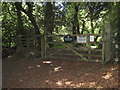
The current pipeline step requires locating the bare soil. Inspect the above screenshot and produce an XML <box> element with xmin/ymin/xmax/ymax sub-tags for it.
<box><xmin>2</xmin><ymin>56</ymin><xmax>119</xmax><ymax>89</ymax></box>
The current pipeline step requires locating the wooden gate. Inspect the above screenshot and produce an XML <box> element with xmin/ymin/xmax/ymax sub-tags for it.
<box><xmin>41</xmin><ymin>23</ymin><xmax>112</xmax><ymax>64</ymax></box>
<box><xmin>41</xmin><ymin>34</ymin><xmax>103</xmax><ymax>63</ymax></box>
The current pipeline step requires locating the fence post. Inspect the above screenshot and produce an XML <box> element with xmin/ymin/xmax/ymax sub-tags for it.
<box><xmin>17</xmin><ymin>35</ymin><xmax>21</xmax><ymax>52</ymax></box>
<box><xmin>27</xmin><ymin>36</ymin><xmax>29</xmax><ymax>49</ymax></box>
<box><xmin>88</xmin><ymin>35</ymin><xmax>91</xmax><ymax>60</ymax></box>
<box><xmin>44</xmin><ymin>33</ymin><xmax>47</xmax><ymax>58</ymax></box>
<box><xmin>41</xmin><ymin>35</ymin><xmax>44</xmax><ymax>58</ymax></box>
<box><xmin>102</xmin><ymin>28</ymin><xmax>105</xmax><ymax>64</ymax></box>
<box><xmin>41</xmin><ymin>34</ymin><xmax>47</xmax><ymax>59</ymax></box>
<box><xmin>103</xmin><ymin>23</ymin><xmax>111</xmax><ymax>64</ymax></box>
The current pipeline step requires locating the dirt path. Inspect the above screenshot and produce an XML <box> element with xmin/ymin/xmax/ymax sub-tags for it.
<box><xmin>2</xmin><ymin>57</ymin><xmax>119</xmax><ymax>88</ymax></box>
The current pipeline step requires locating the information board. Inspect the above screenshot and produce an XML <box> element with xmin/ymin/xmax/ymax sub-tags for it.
<box><xmin>90</xmin><ymin>36</ymin><xmax>94</xmax><ymax>42</ymax></box>
<box><xmin>64</xmin><ymin>35</ymin><xmax>73</xmax><ymax>43</ymax></box>
<box><xmin>77</xmin><ymin>36</ymin><xmax>87</xmax><ymax>43</ymax></box>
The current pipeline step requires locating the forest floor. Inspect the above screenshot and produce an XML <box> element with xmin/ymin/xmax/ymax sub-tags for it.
<box><xmin>2</xmin><ymin>56</ymin><xmax>119</xmax><ymax>89</ymax></box>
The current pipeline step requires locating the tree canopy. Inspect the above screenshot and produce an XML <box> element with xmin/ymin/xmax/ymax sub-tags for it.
<box><xmin>1</xmin><ymin>2</ymin><xmax>119</xmax><ymax>62</ymax></box>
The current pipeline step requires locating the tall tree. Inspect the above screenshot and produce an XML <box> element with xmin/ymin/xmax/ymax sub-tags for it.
<box><xmin>18</xmin><ymin>2</ymin><xmax>40</xmax><ymax>35</ymax></box>
<box><xmin>44</xmin><ymin>2</ymin><xmax>54</xmax><ymax>44</ymax></box>
<box><xmin>44</xmin><ymin>2</ymin><xmax>54</xmax><ymax>35</ymax></box>
<box><xmin>15</xmin><ymin>2</ymin><xmax>24</xmax><ymax>35</ymax></box>
<box><xmin>14</xmin><ymin>2</ymin><xmax>41</xmax><ymax>46</ymax></box>
<box><xmin>72</xmin><ymin>3</ymin><xmax>80</xmax><ymax>34</ymax></box>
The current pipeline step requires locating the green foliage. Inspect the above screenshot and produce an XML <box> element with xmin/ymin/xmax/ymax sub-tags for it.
<box><xmin>2</xmin><ymin>2</ymin><xmax>119</xmax><ymax>58</ymax></box>
<box><xmin>2</xmin><ymin>2</ymin><xmax>17</xmax><ymax>48</ymax></box>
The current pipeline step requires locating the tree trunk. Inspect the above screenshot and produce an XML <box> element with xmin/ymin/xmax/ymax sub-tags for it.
<box><xmin>72</xmin><ymin>4</ymin><xmax>80</xmax><ymax>34</ymax></box>
<box><xmin>44</xmin><ymin>2</ymin><xmax>54</xmax><ymax>44</ymax></box>
<box><xmin>81</xmin><ymin>20</ymin><xmax>85</xmax><ymax>34</ymax></box>
<box><xmin>91</xmin><ymin>19</ymin><xmax>94</xmax><ymax>34</ymax></box>
<box><xmin>15</xmin><ymin>2</ymin><xmax>24</xmax><ymax>35</ymax></box>
<box><xmin>44</xmin><ymin>2</ymin><xmax>54</xmax><ymax>35</ymax></box>
<box><xmin>117</xmin><ymin>3</ymin><xmax>120</xmax><ymax>62</ymax></box>
<box><xmin>27</xmin><ymin>13</ymin><xmax>40</xmax><ymax>35</ymax></box>
<box><xmin>24</xmin><ymin>2</ymin><xmax>40</xmax><ymax>36</ymax></box>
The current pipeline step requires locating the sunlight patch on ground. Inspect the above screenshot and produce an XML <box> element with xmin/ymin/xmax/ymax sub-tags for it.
<box><xmin>37</xmin><ymin>75</ymin><xmax>40</xmax><ymax>78</ymax></box>
<box><xmin>102</xmin><ymin>72</ymin><xmax>112</xmax><ymax>79</ymax></box>
<box><xmin>65</xmin><ymin>81</ymin><xmax>72</xmax><ymax>85</ymax></box>
<box><xmin>69</xmin><ymin>83</ymin><xmax>75</xmax><ymax>87</ymax></box>
<box><xmin>71</xmin><ymin>82</ymin><xmax>97</xmax><ymax>88</ymax></box>
<box><xmin>54</xmin><ymin>66</ymin><xmax>62</xmax><ymax>72</ymax></box>
<box><xmin>85</xmin><ymin>73</ymin><xmax>89</xmax><ymax>76</ymax></box>
<box><xmin>56</xmin><ymin>81</ymin><xmax>63</xmax><ymax>86</ymax></box>
<box><xmin>45</xmin><ymin>80</ymin><xmax>50</xmax><ymax>83</ymax></box>
<box><xmin>28</xmin><ymin>67</ymin><xmax>31</xmax><ymax>69</ymax></box>
<box><xmin>77</xmin><ymin>82</ymin><xmax>85</xmax><ymax>86</ymax></box>
<box><xmin>28</xmin><ymin>66</ymin><xmax>34</xmax><ymax>69</ymax></box>
<box><xmin>37</xmin><ymin>65</ymin><xmax>41</xmax><ymax>68</ymax></box>
<box><xmin>57</xmin><ymin>79</ymin><xmax>74</xmax><ymax>86</ymax></box>
<box><xmin>20</xmin><ymin>80</ymin><xmax>23</xmax><ymax>82</ymax></box>
<box><xmin>43</xmin><ymin>61</ymin><xmax>52</xmax><ymax>64</ymax></box>
<box><xmin>110</xmin><ymin>67</ymin><xmax>117</xmax><ymax>71</ymax></box>
<box><xmin>89</xmin><ymin>82</ymin><xmax>96</xmax><ymax>87</ymax></box>
<box><xmin>73</xmin><ymin>83</ymin><xmax>85</xmax><ymax>88</ymax></box>
<box><xmin>45</xmin><ymin>80</ymin><xmax>53</xmax><ymax>85</ymax></box>
<box><xmin>97</xmin><ymin>86</ymin><xmax>103</xmax><ymax>88</ymax></box>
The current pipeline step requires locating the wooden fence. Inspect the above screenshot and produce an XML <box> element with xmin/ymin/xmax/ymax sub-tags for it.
<box><xmin>17</xmin><ymin>23</ymin><xmax>112</xmax><ymax>64</ymax></box>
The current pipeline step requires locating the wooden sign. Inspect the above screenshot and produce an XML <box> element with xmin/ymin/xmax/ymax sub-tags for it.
<box><xmin>77</xmin><ymin>36</ymin><xmax>87</xmax><ymax>43</ymax></box>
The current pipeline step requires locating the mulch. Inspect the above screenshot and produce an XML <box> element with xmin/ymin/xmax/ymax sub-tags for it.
<box><xmin>2</xmin><ymin>56</ymin><xmax>119</xmax><ymax>89</ymax></box>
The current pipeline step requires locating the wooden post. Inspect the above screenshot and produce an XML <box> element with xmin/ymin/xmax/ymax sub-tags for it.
<box><xmin>102</xmin><ymin>27</ymin><xmax>105</xmax><ymax>64</ymax></box>
<box><xmin>41</xmin><ymin>35</ymin><xmax>44</xmax><ymax>58</ymax></box>
<box><xmin>44</xmin><ymin>33</ymin><xmax>47</xmax><ymax>58</ymax></box>
<box><xmin>88</xmin><ymin>35</ymin><xmax>91</xmax><ymax>61</ymax></box>
<box><xmin>41</xmin><ymin>33</ymin><xmax>47</xmax><ymax>58</ymax></box>
<box><xmin>18</xmin><ymin>35</ymin><xmax>20</xmax><ymax>49</ymax></box>
<box><xmin>27</xmin><ymin>36</ymin><xmax>29</xmax><ymax>49</ymax></box>
<box><xmin>103</xmin><ymin>23</ymin><xmax>111</xmax><ymax>64</ymax></box>
<box><xmin>18</xmin><ymin>35</ymin><xmax>21</xmax><ymax>51</ymax></box>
